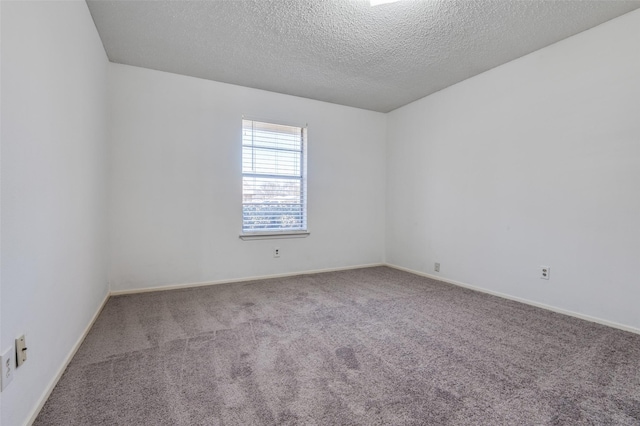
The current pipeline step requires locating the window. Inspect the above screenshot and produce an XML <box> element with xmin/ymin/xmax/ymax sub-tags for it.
<box><xmin>241</xmin><ymin>119</ymin><xmax>307</xmax><ymax>236</ymax></box>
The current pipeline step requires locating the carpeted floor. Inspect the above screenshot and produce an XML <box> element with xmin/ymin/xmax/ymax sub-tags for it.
<box><xmin>35</xmin><ymin>266</ymin><xmax>640</xmax><ymax>425</ymax></box>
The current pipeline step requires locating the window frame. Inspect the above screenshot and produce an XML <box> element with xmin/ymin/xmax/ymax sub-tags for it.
<box><xmin>239</xmin><ymin>117</ymin><xmax>309</xmax><ymax>240</ymax></box>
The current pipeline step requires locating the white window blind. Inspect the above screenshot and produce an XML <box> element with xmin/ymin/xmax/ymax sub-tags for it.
<box><xmin>242</xmin><ymin>119</ymin><xmax>307</xmax><ymax>234</ymax></box>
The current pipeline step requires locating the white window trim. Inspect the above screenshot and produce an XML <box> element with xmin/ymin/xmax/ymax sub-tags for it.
<box><xmin>240</xmin><ymin>117</ymin><xmax>308</xmax><ymax>239</ymax></box>
<box><xmin>239</xmin><ymin>231</ymin><xmax>310</xmax><ymax>241</ymax></box>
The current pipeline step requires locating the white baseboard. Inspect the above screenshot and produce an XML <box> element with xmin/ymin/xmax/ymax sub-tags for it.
<box><xmin>385</xmin><ymin>263</ymin><xmax>640</xmax><ymax>336</ymax></box>
<box><xmin>110</xmin><ymin>263</ymin><xmax>385</xmax><ymax>296</ymax></box>
<box><xmin>25</xmin><ymin>292</ymin><xmax>111</xmax><ymax>426</ymax></box>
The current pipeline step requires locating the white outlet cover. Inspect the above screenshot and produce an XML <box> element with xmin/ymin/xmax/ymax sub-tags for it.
<box><xmin>1</xmin><ymin>346</ymin><xmax>15</xmax><ymax>391</ymax></box>
<box><xmin>540</xmin><ymin>266</ymin><xmax>551</xmax><ymax>280</ymax></box>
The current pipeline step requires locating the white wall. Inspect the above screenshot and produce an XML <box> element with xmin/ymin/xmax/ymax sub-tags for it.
<box><xmin>1</xmin><ymin>2</ymin><xmax>109</xmax><ymax>425</ymax></box>
<box><xmin>1</xmin><ymin>3</ymin><xmax>637</xmax><ymax>423</ymax></box>
<box><xmin>108</xmin><ymin>64</ymin><xmax>387</xmax><ymax>292</ymax></box>
<box><xmin>386</xmin><ymin>9</ymin><xmax>640</xmax><ymax>330</ymax></box>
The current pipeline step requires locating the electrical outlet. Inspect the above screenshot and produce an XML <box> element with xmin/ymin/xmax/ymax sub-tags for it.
<box><xmin>1</xmin><ymin>345</ymin><xmax>15</xmax><ymax>391</ymax></box>
<box><xmin>540</xmin><ymin>266</ymin><xmax>550</xmax><ymax>280</ymax></box>
<box><xmin>273</xmin><ymin>247</ymin><xmax>280</xmax><ymax>258</ymax></box>
<box><xmin>434</xmin><ymin>262</ymin><xmax>440</xmax><ymax>272</ymax></box>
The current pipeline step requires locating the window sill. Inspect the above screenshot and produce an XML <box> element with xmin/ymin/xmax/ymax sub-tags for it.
<box><xmin>239</xmin><ymin>231</ymin><xmax>310</xmax><ymax>241</ymax></box>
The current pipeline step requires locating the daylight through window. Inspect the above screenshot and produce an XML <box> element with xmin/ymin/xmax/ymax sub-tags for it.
<box><xmin>242</xmin><ymin>119</ymin><xmax>307</xmax><ymax>234</ymax></box>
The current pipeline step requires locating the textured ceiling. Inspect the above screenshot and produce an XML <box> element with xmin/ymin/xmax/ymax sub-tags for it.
<box><xmin>86</xmin><ymin>0</ymin><xmax>640</xmax><ymax>112</ymax></box>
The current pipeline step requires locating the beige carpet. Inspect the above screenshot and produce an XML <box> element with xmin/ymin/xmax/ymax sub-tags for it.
<box><xmin>35</xmin><ymin>266</ymin><xmax>640</xmax><ymax>425</ymax></box>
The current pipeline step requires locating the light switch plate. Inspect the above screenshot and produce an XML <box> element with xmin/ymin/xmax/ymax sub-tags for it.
<box><xmin>16</xmin><ymin>335</ymin><xmax>27</xmax><ymax>367</ymax></box>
